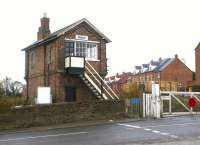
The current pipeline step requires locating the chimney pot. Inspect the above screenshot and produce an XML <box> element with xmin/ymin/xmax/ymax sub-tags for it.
<box><xmin>43</xmin><ymin>13</ymin><xmax>47</xmax><ymax>18</ymax></box>
<box><xmin>175</xmin><ymin>54</ymin><xmax>178</xmax><ymax>58</ymax></box>
<box><xmin>37</xmin><ymin>13</ymin><xmax>51</xmax><ymax>40</ymax></box>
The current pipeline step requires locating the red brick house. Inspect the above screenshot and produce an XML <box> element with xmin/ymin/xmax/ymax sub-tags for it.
<box><xmin>107</xmin><ymin>55</ymin><xmax>193</xmax><ymax>94</ymax></box>
<box><xmin>22</xmin><ymin>14</ymin><xmax>118</xmax><ymax>103</ymax></box>
<box><xmin>106</xmin><ymin>72</ymin><xmax>133</xmax><ymax>95</ymax></box>
<box><xmin>129</xmin><ymin>54</ymin><xmax>193</xmax><ymax>91</ymax></box>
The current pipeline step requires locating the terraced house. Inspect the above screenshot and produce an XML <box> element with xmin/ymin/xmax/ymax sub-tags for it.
<box><xmin>22</xmin><ymin>14</ymin><xmax>118</xmax><ymax>103</ymax></box>
<box><xmin>129</xmin><ymin>54</ymin><xmax>193</xmax><ymax>92</ymax></box>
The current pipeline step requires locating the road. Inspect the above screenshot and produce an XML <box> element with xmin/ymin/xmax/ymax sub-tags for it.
<box><xmin>1</xmin><ymin>115</ymin><xmax>200</xmax><ymax>145</ymax></box>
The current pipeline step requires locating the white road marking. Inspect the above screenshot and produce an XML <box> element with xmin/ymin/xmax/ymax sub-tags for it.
<box><xmin>170</xmin><ymin>135</ymin><xmax>178</xmax><ymax>138</ymax></box>
<box><xmin>118</xmin><ymin>123</ymin><xmax>178</xmax><ymax>139</ymax></box>
<box><xmin>144</xmin><ymin>122</ymin><xmax>200</xmax><ymax>128</ymax></box>
<box><xmin>0</xmin><ymin>132</ymin><xmax>88</xmax><ymax>142</ymax></box>
<box><xmin>152</xmin><ymin>130</ymin><xmax>160</xmax><ymax>134</ymax></box>
<box><xmin>160</xmin><ymin>132</ymin><xmax>169</xmax><ymax>136</ymax></box>
<box><xmin>144</xmin><ymin>128</ymin><xmax>152</xmax><ymax>131</ymax></box>
<box><xmin>118</xmin><ymin>123</ymin><xmax>141</xmax><ymax>129</ymax></box>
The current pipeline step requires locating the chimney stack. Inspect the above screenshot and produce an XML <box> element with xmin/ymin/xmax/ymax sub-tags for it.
<box><xmin>175</xmin><ymin>54</ymin><xmax>178</xmax><ymax>59</ymax></box>
<box><xmin>37</xmin><ymin>13</ymin><xmax>51</xmax><ymax>40</ymax></box>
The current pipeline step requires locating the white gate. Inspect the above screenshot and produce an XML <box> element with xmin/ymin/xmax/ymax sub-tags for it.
<box><xmin>143</xmin><ymin>84</ymin><xmax>200</xmax><ymax>118</ymax></box>
<box><xmin>160</xmin><ymin>91</ymin><xmax>200</xmax><ymax>116</ymax></box>
<box><xmin>143</xmin><ymin>83</ymin><xmax>161</xmax><ymax>118</ymax></box>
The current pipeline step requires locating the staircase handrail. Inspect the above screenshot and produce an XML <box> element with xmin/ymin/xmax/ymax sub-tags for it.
<box><xmin>85</xmin><ymin>60</ymin><xmax>119</xmax><ymax>100</ymax></box>
<box><xmin>84</xmin><ymin>68</ymin><xmax>111</xmax><ymax>100</ymax></box>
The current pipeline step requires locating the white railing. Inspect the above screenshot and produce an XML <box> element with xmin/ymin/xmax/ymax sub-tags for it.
<box><xmin>85</xmin><ymin>60</ymin><xmax>119</xmax><ymax>100</ymax></box>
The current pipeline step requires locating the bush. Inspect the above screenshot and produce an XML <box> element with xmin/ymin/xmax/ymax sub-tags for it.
<box><xmin>121</xmin><ymin>83</ymin><xmax>140</xmax><ymax>99</ymax></box>
<box><xmin>0</xmin><ymin>97</ymin><xmax>28</xmax><ymax>113</ymax></box>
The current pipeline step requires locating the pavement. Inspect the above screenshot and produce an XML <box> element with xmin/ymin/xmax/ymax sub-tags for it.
<box><xmin>0</xmin><ymin>115</ymin><xmax>200</xmax><ymax>145</ymax></box>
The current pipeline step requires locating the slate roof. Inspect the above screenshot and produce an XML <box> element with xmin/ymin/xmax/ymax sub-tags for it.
<box><xmin>135</xmin><ymin>66</ymin><xmax>142</xmax><ymax>70</ymax></box>
<box><xmin>22</xmin><ymin>18</ymin><xmax>111</xmax><ymax>51</ymax></box>
<box><xmin>142</xmin><ymin>64</ymin><xmax>149</xmax><ymax>68</ymax></box>
<box><xmin>106</xmin><ymin>72</ymin><xmax>133</xmax><ymax>84</ymax></box>
<box><xmin>134</xmin><ymin>58</ymin><xmax>174</xmax><ymax>74</ymax></box>
<box><xmin>154</xmin><ymin>58</ymin><xmax>174</xmax><ymax>72</ymax></box>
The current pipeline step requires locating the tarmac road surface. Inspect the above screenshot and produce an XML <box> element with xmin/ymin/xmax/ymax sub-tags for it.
<box><xmin>0</xmin><ymin>115</ymin><xmax>200</xmax><ymax>145</ymax></box>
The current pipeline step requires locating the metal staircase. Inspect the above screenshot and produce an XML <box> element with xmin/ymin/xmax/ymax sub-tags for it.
<box><xmin>79</xmin><ymin>60</ymin><xmax>119</xmax><ymax>100</ymax></box>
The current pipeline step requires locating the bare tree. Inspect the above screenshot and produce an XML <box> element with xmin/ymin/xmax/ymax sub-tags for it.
<box><xmin>1</xmin><ymin>77</ymin><xmax>24</xmax><ymax>97</ymax></box>
<box><xmin>0</xmin><ymin>80</ymin><xmax>5</xmax><ymax>97</ymax></box>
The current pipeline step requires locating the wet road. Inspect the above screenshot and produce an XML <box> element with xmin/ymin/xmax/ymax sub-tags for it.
<box><xmin>0</xmin><ymin>115</ymin><xmax>200</xmax><ymax>145</ymax></box>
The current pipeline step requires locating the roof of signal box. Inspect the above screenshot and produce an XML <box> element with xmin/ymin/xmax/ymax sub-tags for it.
<box><xmin>22</xmin><ymin>18</ymin><xmax>111</xmax><ymax>51</ymax></box>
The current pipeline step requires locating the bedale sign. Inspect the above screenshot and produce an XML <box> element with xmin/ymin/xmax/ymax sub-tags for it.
<box><xmin>76</xmin><ymin>35</ymin><xmax>88</xmax><ymax>41</ymax></box>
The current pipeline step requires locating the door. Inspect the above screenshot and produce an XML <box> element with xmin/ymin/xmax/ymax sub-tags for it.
<box><xmin>65</xmin><ymin>86</ymin><xmax>76</xmax><ymax>102</ymax></box>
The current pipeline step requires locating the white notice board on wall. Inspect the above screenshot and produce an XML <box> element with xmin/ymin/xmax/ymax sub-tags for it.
<box><xmin>37</xmin><ymin>87</ymin><xmax>52</xmax><ymax>104</ymax></box>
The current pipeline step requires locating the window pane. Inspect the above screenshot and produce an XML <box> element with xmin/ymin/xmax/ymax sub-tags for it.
<box><xmin>74</xmin><ymin>42</ymin><xmax>98</xmax><ymax>59</ymax></box>
<box><xmin>65</xmin><ymin>42</ymin><xmax>74</xmax><ymax>56</ymax></box>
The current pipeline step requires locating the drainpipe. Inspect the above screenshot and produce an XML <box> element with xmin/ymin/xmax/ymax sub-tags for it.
<box><xmin>100</xmin><ymin>39</ymin><xmax>103</xmax><ymax>98</ymax></box>
<box><xmin>26</xmin><ymin>51</ymin><xmax>29</xmax><ymax>103</ymax></box>
<box><xmin>44</xmin><ymin>45</ymin><xmax>47</xmax><ymax>86</ymax></box>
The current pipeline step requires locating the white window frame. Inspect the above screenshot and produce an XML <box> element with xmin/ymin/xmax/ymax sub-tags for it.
<box><xmin>65</xmin><ymin>39</ymin><xmax>99</xmax><ymax>61</ymax></box>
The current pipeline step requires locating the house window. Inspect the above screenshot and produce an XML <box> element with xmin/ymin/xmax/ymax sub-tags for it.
<box><xmin>48</xmin><ymin>47</ymin><xmax>54</xmax><ymax>64</ymax></box>
<box><xmin>65</xmin><ymin>42</ymin><xmax>74</xmax><ymax>56</ymax></box>
<box><xmin>76</xmin><ymin>42</ymin><xmax>97</xmax><ymax>59</ymax></box>
<box><xmin>30</xmin><ymin>52</ymin><xmax>35</xmax><ymax>69</ymax></box>
<box><xmin>65</xmin><ymin>41</ymin><xmax>98</xmax><ymax>60</ymax></box>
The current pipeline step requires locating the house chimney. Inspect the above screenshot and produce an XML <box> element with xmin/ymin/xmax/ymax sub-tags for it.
<box><xmin>159</xmin><ymin>57</ymin><xmax>162</xmax><ymax>62</ymax></box>
<box><xmin>175</xmin><ymin>54</ymin><xmax>178</xmax><ymax>59</ymax></box>
<box><xmin>37</xmin><ymin>13</ymin><xmax>51</xmax><ymax>40</ymax></box>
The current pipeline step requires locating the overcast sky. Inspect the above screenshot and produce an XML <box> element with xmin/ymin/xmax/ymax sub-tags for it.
<box><xmin>0</xmin><ymin>0</ymin><xmax>200</xmax><ymax>83</ymax></box>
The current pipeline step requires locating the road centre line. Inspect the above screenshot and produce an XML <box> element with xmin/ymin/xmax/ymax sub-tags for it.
<box><xmin>160</xmin><ymin>132</ymin><xmax>169</xmax><ymax>136</ymax></box>
<box><xmin>144</xmin><ymin>122</ymin><xmax>200</xmax><ymax>128</ymax></box>
<box><xmin>118</xmin><ymin>124</ymin><xmax>141</xmax><ymax>129</ymax></box>
<box><xmin>152</xmin><ymin>130</ymin><xmax>160</xmax><ymax>133</ymax></box>
<box><xmin>170</xmin><ymin>135</ymin><xmax>178</xmax><ymax>138</ymax></box>
<box><xmin>0</xmin><ymin>132</ymin><xmax>88</xmax><ymax>142</ymax></box>
<box><xmin>118</xmin><ymin>123</ymin><xmax>178</xmax><ymax>139</ymax></box>
<box><xmin>144</xmin><ymin>128</ymin><xmax>152</xmax><ymax>131</ymax></box>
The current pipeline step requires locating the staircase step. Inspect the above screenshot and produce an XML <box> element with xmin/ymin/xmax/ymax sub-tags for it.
<box><xmin>87</xmin><ymin>84</ymin><xmax>92</xmax><ymax>87</ymax></box>
<box><xmin>84</xmin><ymin>81</ymin><xmax>89</xmax><ymax>83</ymax></box>
<box><xmin>81</xmin><ymin>77</ymin><xmax>86</xmax><ymax>80</ymax></box>
<box><xmin>80</xmin><ymin>72</ymin><xmax>115</xmax><ymax>100</ymax></box>
<box><xmin>91</xmin><ymin>89</ymin><xmax>97</xmax><ymax>92</ymax></box>
<box><xmin>87</xmin><ymin>83</ymin><xmax>92</xmax><ymax>87</ymax></box>
<box><xmin>97</xmin><ymin>96</ymin><xmax>101</xmax><ymax>99</ymax></box>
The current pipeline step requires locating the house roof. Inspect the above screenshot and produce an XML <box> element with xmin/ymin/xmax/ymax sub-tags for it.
<box><xmin>106</xmin><ymin>72</ymin><xmax>133</xmax><ymax>84</ymax></box>
<box><xmin>195</xmin><ymin>42</ymin><xmax>200</xmax><ymax>50</ymax></box>
<box><xmin>135</xmin><ymin>66</ymin><xmax>142</xmax><ymax>70</ymax></box>
<box><xmin>153</xmin><ymin>58</ymin><xmax>174</xmax><ymax>72</ymax></box>
<box><xmin>22</xmin><ymin>18</ymin><xmax>111</xmax><ymax>51</ymax></box>
<box><xmin>142</xmin><ymin>64</ymin><xmax>149</xmax><ymax>68</ymax></box>
<box><xmin>134</xmin><ymin>57</ymin><xmax>175</xmax><ymax>74</ymax></box>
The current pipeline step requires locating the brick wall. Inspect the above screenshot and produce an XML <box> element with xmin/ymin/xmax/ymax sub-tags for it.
<box><xmin>0</xmin><ymin>100</ymin><xmax>125</xmax><ymax>131</ymax></box>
